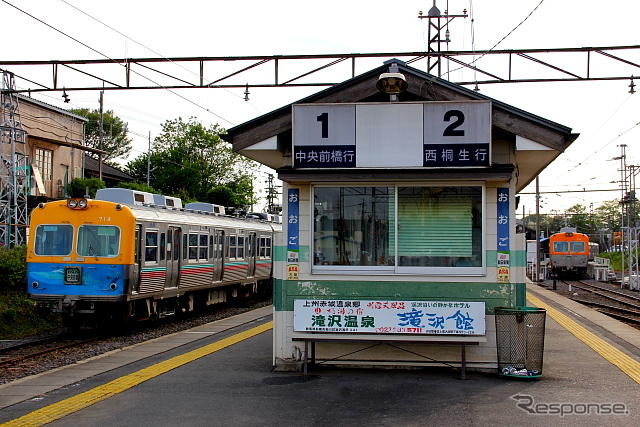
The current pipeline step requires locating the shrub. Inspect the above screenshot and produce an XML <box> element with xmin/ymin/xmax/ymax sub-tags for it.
<box><xmin>0</xmin><ymin>245</ymin><xmax>26</xmax><ymax>293</ymax></box>
<box><xmin>66</xmin><ymin>177</ymin><xmax>106</xmax><ymax>198</ymax></box>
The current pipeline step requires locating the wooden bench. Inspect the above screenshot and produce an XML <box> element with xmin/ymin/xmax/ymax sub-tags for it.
<box><xmin>292</xmin><ymin>332</ymin><xmax>486</xmax><ymax>380</ymax></box>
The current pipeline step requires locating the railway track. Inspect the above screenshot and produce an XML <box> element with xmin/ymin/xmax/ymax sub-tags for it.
<box><xmin>0</xmin><ymin>336</ymin><xmax>96</xmax><ymax>369</ymax></box>
<box><xmin>561</xmin><ymin>280</ymin><xmax>640</xmax><ymax>326</ymax></box>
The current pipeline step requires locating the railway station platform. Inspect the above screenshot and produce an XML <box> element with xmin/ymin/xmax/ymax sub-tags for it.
<box><xmin>1</xmin><ymin>282</ymin><xmax>640</xmax><ymax>426</ymax></box>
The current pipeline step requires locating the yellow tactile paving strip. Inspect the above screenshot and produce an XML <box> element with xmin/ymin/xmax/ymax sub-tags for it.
<box><xmin>527</xmin><ymin>293</ymin><xmax>640</xmax><ymax>384</ymax></box>
<box><xmin>1</xmin><ymin>321</ymin><xmax>273</xmax><ymax>427</ymax></box>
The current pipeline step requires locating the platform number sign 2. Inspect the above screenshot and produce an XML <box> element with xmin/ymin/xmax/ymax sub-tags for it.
<box><xmin>423</xmin><ymin>103</ymin><xmax>490</xmax><ymax>167</ymax></box>
<box><xmin>443</xmin><ymin>110</ymin><xmax>465</xmax><ymax>136</ymax></box>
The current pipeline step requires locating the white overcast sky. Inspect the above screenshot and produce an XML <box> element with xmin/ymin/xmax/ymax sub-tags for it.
<box><xmin>2</xmin><ymin>0</ymin><xmax>640</xmax><ymax>214</ymax></box>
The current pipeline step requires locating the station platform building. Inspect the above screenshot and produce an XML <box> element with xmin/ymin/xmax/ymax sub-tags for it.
<box><xmin>223</xmin><ymin>59</ymin><xmax>578</xmax><ymax>371</ymax></box>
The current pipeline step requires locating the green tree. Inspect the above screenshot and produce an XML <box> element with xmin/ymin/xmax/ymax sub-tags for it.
<box><xmin>594</xmin><ymin>199</ymin><xmax>621</xmax><ymax>230</ymax></box>
<box><xmin>66</xmin><ymin>177</ymin><xmax>105</xmax><ymax>198</ymax></box>
<box><xmin>117</xmin><ymin>181</ymin><xmax>158</xmax><ymax>194</ymax></box>
<box><xmin>564</xmin><ymin>204</ymin><xmax>590</xmax><ymax>234</ymax></box>
<box><xmin>126</xmin><ymin>117</ymin><xmax>257</xmax><ymax>207</ymax></box>
<box><xmin>70</xmin><ymin>108</ymin><xmax>133</xmax><ymax>161</ymax></box>
<box><xmin>206</xmin><ymin>175</ymin><xmax>255</xmax><ymax>208</ymax></box>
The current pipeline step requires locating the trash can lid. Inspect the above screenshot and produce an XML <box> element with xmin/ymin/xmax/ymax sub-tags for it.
<box><xmin>494</xmin><ymin>306</ymin><xmax>546</xmax><ymax>314</ymax></box>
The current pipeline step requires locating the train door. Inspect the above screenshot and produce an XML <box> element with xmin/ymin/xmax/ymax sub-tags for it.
<box><xmin>247</xmin><ymin>232</ymin><xmax>257</xmax><ymax>277</ymax></box>
<box><xmin>213</xmin><ymin>229</ymin><xmax>224</xmax><ymax>282</ymax></box>
<box><xmin>165</xmin><ymin>226</ymin><xmax>181</xmax><ymax>289</ymax></box>
<box><xmin>133</xmin><ymin>224</ymin><xmax>142</xmax><ymax>292</ymax></box>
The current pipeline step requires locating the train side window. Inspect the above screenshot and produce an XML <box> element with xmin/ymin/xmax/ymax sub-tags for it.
<box><xmin>209</xmin><ymin>235</ymin><xmax>214</xmax><ymax>259</ymax></box>
<box><xmin>217</xmin><ymin>230</ymin><xmax>225</xmax><ymax>259</ymax></box>
<box><xmin>174</xmin><ymin>229</ymin><xmax>181</xmax><ymax>261</ymax></box>
<box><xmin>229</xmin><ymin>235</ymin><xmax>237</xmax><ymax>259</ymax></box>
<box><xmin>237</xmin><ymin>236</ymin><xmax>245</xmax><ymax>258</ymax></box>
<box><xmin>199</xmin><ymin>234</ymin><xmax>208</xmax><ymax>260</ymax></box>
<box><xmin>160</xmin><ymin>233</ymin><xmax>166</xmax><ymax>261</ymax></box>
<box><xmin>553</xmin><ymin>241</ymin><xmax>569</xmax><ymax>253</ymax></box>
<box><xmin>189</xmin><ymin>233</ymin><xmax>198</xmax><ymax>260</ymax></box>
<box><xmin>266</xmin><ymin>237</ymin><xmax>272</xmax><ymax>258</ymax></box>
<box><xmin>145</xmin><ymin>231</ymin><xmax>158</xmax><ymax>263</ymax></box>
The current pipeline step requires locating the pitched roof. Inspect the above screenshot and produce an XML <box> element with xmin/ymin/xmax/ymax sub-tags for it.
<box><xmin>223</xmin><ymin>59</ymin><xmax>577</xmax><ymax>150</ymax></box>
<box><xmin>17</xmin><ymin>94</ymin><xmax>89</xmax><ymax>122</ymax></box>
<box><xmin>84</xmin><ymin>154</ymin><xmax>133</xmax><ymax>181</ymax></box>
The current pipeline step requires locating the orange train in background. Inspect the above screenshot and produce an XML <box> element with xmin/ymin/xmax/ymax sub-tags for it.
<box><xmin>548</xmin><ymin>229</ymin><xmax>598</xmax><ymax>277</ymax></box>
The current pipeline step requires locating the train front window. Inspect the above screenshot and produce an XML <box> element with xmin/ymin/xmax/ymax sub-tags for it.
<box><xmin>77</xmin><ymin>225</ymin><xmax>120</xmax><ymax>257</ymax></box>
<box><xmin>554</xmin><ymin>241</ymin><xmax>569</xmax><ymax>253</ymax></box>
<box><xmin>570</xmin><ymin>242</ymin><xmax>585</xmax><ymax>253</ymax></box>
<box><xmin>34</xmin><ymin>224</ymin><xmax>73</xmax><ymax>255</ymax></box>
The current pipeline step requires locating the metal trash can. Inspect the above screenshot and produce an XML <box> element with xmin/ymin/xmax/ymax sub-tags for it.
<box><xmin>494</xmin><ymin>306</ymin><xmax>546</xmax><ymax>378</ymax></box>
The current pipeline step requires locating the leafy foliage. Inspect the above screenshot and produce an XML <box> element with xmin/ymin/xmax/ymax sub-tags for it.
<box><xmin>0</xmin><ymin>293</ymin><xmax>61</xmax><ymax>339</ymax></box>
<box><xmin>0</xmin><ymin>246</ymin><xmax>26</xmax><ymax>293</ymax></box>
<box><xmin>126</xmin><ymin>117</ymin><xmax>257</xmax><ymax>207</ymax></box>
<box><xmin>70</xmin><ymin>108</ymin><xmax>133</xmax><ymax>161</ymax></box>
<box><xmin>66</xmin><ymin>177</ymin><xmax>105</xmax><ymax>198</ymax></box>
<box><xmin>117</xmin><ymin>181</ymin><xmax>158</xmax><ymax>194</ymax></box>
<box><xmin>521</xmin><ymin>198</ymin><xmax>634</xmax><ymax>251</ymax></box>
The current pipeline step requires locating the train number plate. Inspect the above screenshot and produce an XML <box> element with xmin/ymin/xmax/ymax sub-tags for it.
<box><xmin>64</xmin><ymin>266</ymin><xmax>82</xmax><ymax>285</ymax></box>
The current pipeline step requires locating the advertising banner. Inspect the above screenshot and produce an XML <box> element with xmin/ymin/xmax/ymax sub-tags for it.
<box><xmin>294</xmin><ymin>299</ymin><xmax>486</xmax><ymax>335</ymax></box>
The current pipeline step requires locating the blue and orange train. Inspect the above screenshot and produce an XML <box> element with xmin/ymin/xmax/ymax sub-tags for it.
<box><xmin>26</xmin><ymin>188</ymin><xmax>280</xmax><ymax>326</ymax></box>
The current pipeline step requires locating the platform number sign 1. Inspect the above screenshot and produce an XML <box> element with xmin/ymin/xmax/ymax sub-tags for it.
<box><xmin>293</xmin><ymin>104</ymin><xmax>357</xmax><ymax>168</ymax></box>
<box><xmin>316</xmin><ymin>112</ymin><xmax>329</xmax><ymax>138</ymax></box>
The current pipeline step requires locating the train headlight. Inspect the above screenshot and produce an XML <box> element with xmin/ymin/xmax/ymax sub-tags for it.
<box><xmin>67</xmin><ymin>198</ymin><xmax>88</xmax><ymax>209</ymax></box>
<box><xmin>31</xmin><ymin>281</ymin><xmax>39</xmax><ymax>289</ymax></box>
<box><xmin>109</xmin><ymin>283</ymin><xmax>118</xmax><ymax>291</ymax></box>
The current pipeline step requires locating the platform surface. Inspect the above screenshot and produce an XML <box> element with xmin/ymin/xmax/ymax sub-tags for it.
<box><xmin>0</xmin><ymin>284</ymin><xmax>639</xmax><ymax>426</ymax></box>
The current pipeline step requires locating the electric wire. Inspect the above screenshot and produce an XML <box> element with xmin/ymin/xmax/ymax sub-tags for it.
<box><xmin>0</xmin><ymin>0</ymin><xmax>235</xmax><ymax>126</ymax></box>
<box><xmin>566</xmin><ymin>94</ymin><xmax>636</xmax><ymax>172</ymax></box>
<box><xmin>448</xmin><ymin>0</ymin><xmax>546</xmax><ymax>78</ymax></box>
<box><xmin>57</xmin><ymin>0</ymin><xmax>262</xmax><ymax>115</ymax></box>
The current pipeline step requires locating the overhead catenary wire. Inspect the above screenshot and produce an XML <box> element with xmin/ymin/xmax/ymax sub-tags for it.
<box><xmin>0</xmin><ymin>0</ymin><xmax>235</xmax><ymax>126</ymax></box>
<box><xmin>57</xmin><ymin>0</ymin><xmax>262</xmax><ymax>115</ymax></box>
<box><xmin>448</xmin><ymin>0</ymin><xmax>546</xmax><ymax>77</ymax></box>
<box><xmin>565</xmin><ymin>94</ymin><xmax>637</xmax><ymax>172</ymax></box>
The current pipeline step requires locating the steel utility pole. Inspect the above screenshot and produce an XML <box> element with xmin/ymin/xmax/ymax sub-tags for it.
<box><xmin>535</xmin><ymin>177</ymin><xmax>541</xmax><ymax>282</ymax></box>
<box><xmin>618</xmin><ymin>144</ymin><xmax>627</xmax><ymax>286</ymax></box>
<box><xmin>98</xmin><ymin>90</ymin><xmax>104</xmax><ymax>181</ymax></box>
<box><xmin>146</xmin><ymin>131</ymin><xmax>151</xmax><ymax>187</ymax></box>
<box><xmin>418</xmin><ymin>1</ymin><xmax>468</xmax><ymax>78</ymax></box>
<box><xmin>0</xmin><ymin>71</ymin><xmax>28</xmax><ymax>247</ymax></box>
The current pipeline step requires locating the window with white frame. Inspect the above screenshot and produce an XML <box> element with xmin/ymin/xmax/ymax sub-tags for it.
<box><xmin>35</xmin><ymin>148</ymin><xmax>53</xmax><ymax>181</ymax></box>
<box><xmin>313</xmin><ymin>185</ymin><xmax>484</xmax><ymax>274</ymax></box>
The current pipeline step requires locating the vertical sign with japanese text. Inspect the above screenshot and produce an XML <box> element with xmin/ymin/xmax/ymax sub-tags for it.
<box><xmin>287</xmin><ymin>189</ymin><xmax>300</xmax><ymax>280</ymax></box>
<box><xmin>497</xmin><ymin>188</ymin><xmax>510</xmax><ymax>283</ymax></box>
